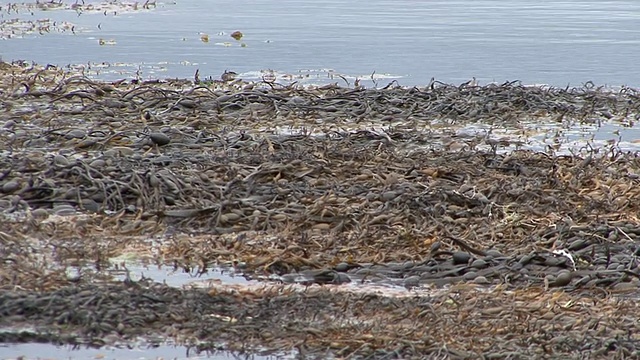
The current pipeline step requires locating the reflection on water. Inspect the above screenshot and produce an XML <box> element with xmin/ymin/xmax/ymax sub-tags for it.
<box><xmin>106</xmin><ymin>261</ymin><xmax>253</xmax><ymax>288</ymax></box>
<box><xmin>1</xmin><ymin>0</ymin><xmax>640</xmax><ymax>86</ymax></box>
<box><xmin>0</xmin><ymin>343</ymin><xmax>284</xmax><ymax>360</ymax></box>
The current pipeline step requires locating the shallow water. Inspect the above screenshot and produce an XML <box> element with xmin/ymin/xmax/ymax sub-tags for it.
<box><xmin>2</xmin><ymin>0</ymin><xmax>640</xmax><ymax>86</ymax></box>
<box><xmin>0</xmin><ymin>343</ymin><xmax>283</xmax><ymax>360</ymax></box>
<box><xmin>106</xmin><ymin>262</ymin><xmax>253</xmax><ymax>288</ymax></box>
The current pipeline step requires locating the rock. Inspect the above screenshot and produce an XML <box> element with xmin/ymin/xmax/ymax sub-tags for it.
<box><xmin>404</xmin><ymin>275</ymin><xmax>420</xmax><ymax>288</ymax></box>
<box><xmin>89</xmin><ymin>159</ymin><xmax>106</xmax><ymax>168</ymax></box>
<box><xmin>485</xmin><ymin>249</ymin><xmax>504</xmax><ymax>258</ymax></box>
<box><xmin>53</xmin><ymin>154</ymin><xmax>70</xmax><ymax>167</ymax></box>
<box><xmin>463</xmin><ymin>271</ymin><xmax>478</xmax><ymax>281</ymax></box>
<box><xmin>334</xmin><ymin>262</ymin><xmax>350</xmax><ymax>272</ymax></box>
<box><xmin>53</xmin><ymin>204</ymin><xmax>76</xmax><ymax>216</ymax></box>
<box><xmin>150</xmin><ymin>132</ymin><xmax>171</xmax><ymax>146</ymax></box>
<box><xmin>550</xmin><ymin>270</ymin><xmax>573</xmax><ymax>287</ymax></box>
<box><xmin>31</xmin><ymin>208</ymin><xmax>49</xmax><ymax>218</ymax></box>
<box><xmin>65</xmin><ymin>129</ymin><xmax>86</xmax><ymax>139</ymax></box>
<box><xmin>452</xmin><ymin>251</ymin><xmax>472</xmax><ymax>265</ymax></box>
<box><xmin>81</xmin><ymin>199</ymin><xmax>101</xmax><ymax>213</ymax></box>
<box><xmin>1</xmin><ymin>180</ymin><xmax>20</xmax><ymax>194</ymax></box>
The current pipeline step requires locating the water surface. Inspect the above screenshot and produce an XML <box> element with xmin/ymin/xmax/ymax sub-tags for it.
<box><xmin>2</xmin><ymin>0</ymin><xmax>639</xmax><ymax>86</ymax></box>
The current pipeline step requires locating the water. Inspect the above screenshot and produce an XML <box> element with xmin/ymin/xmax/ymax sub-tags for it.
<box><xmin>106</xmin><ymin>262</ymin><xmax>254</xmax><ymax>288</ymax></box>
<box><xmin>0</xmin><ymin>343</ymin><xmax>282</xmax><ymax>360</ymax></box>
<box><xmin>1</xmin><ymin>0</ymin><xmax>640</xmax><ymax>86</ymax></box>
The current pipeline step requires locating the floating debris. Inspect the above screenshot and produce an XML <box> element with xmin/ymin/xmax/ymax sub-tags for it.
<box><xmin>98</xmin><ymin>38</ymin><xmax>117</xmax><ymax>45</ymax></box>
<box><xmin>230</xmin><ymin>30</ymin><xmax>243</xmax><ymax>41</ymax></box>
<box><xmin>220</xmin><ymin>70</ymin><xmax>237</xmax><ymax>82</ymax></box>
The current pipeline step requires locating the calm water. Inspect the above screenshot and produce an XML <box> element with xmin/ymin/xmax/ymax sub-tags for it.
<box><xmin>2</xmin><ymin>0</ymin><xmax>640</xmax><ymax>86</ymax></box>
<box><xmin>0</xmin><ymin>343</ymin><xmax>283</xmax><ymax>360</ymax></box>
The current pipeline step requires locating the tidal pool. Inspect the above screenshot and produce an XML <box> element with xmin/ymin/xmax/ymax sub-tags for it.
<box><xmin>0</xmin><ymin>342</ymin><xmax>286</xmax><ymax>360</ymax></box>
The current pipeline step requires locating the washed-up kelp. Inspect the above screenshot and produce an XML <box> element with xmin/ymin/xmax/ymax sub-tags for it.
<box><xmin>1</xmin><ymin>62</ymin><xmax>640</xmax><ymax>358</ymax></box>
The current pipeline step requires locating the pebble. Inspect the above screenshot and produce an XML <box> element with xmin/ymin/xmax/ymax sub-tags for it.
<box><xmin>52</xmin><ymin>204</ymin><xmax>76</xmax><ymax>216</ymax></box>
<box><xmin>31</xmin><ymin>208</ymin><xmax>49</xmax><ymax>218</ymax></box>
<box><xmin>65</xmin><ymin>129</ymin><xmax>86</xmax><ymax>139</ymax></box>
<box><xmin>81</xmin><ymin>199</ymin><xmax>101</xmax><ymax>213</ymax></box>
<box><xmin>471</xmin><ymin>259</ymin><xmax>488</xmax><ymax>269</ymax></box>
<box><xmin>150</xmin><ymin>132</ymin><xmax>171</xmax><ymax>146</ymax></box>
<box><xmin>334</xmin><ymin>263</ymin><xmax>350</xmax><ymax>272</ymax></box>
<box><xmin>486</xmin><ymin>249</ymin><xmax>504</xmax><ymax>259</ymax></box>
<box><xmin>1</xmin><ymin>180</ymin><xmax>20</xmax><ymax>194</ymax></box>
<box><xmin>452</xmin><ymin>252</ymin><xmax>472</xmax><ymax>265</ymax></box>
<box><xmin>463</xmin><ymin>271</ymin><xmax>478</xmax><ymax>281</ymax></box>
<box><xmin>90</xmin><ymin>159</ymin><xmax>106</xmax><ymax>168</ymax></box>
<box><xmin>53</xmin><ymin>154</ymin><xmax>70</xmax><ymax>167</ymax></box>
<box><xmin>550</xmin><ymin>270</ymin><xmax>573</xmax><ymax>287</ymax></box>
<box><xmin>333</xmin><ymin>273</ymin><xmax>351</xmax><ymax>284</ymax></box>
<box><xmin>403</xmin><ymin>275</ymin><xmax>420</xmax><ymax>288</ymax></box>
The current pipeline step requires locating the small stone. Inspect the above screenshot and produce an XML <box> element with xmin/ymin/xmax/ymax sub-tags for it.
<box><xmin>333</xmin><ymin>273</ymin><xmax>351</xmax><ymax>284</ymax></box>
<box><xmin>53</xmin><ymin>154</ymin><xmax>70</xmax><ymax>167</ymax></box>
<box><xmin>485</xmin><ymin>249</ymin><xmax>504</xmax><ymax>258</ymax></box>
<box><xmin>90</xmin><ymin>159</ymin><xmax>106</xmax><ymax>168</ymax></box>
<box><xmin>381</xmin><ymin>191</ymin><xmax>399</xmax><ymax>202</ymax></box>
<box><xmin>65</xmin><ymin>129</ymin><xmax>86</xmax><ymax>139</ymax></box>
<box><xmin>150</xmin><ymin>132</ymin><xmax>171</xmax><ymax>146</ymax></box>
<box><xmin>1</xmin><ymin>180</ymin><xmax>20</xmax><ymax>194</ymax></box>
<box><xmin>473</xmin><ymin>276</ymin><xmax>490</xmax><ymax>284</ymax></box>
<box><xmin>65</xmin><ymin>267</ymin><xmax>82</xmax><ymax>282</ymax></box>
<box><xmin>31</xmin><ymin>208</ymin><xmax>49</xmax><ymax>218</ymax></box>
<box><xmin>550</xmin><ymin>270</ymin><xmax>573</xmax><ymax>287</ymax></box>
<box><xmin>334</xmin><ymin>262</ymin><xmax>350</xmax><ymax>272</ymax></box>
<box><xmin>404</xmin><ymin>275</ymin><xmax>420</xmax><ymax>289</ymax></box>
<box><xmin>471</xmin><ymin>259</ymin><xmax>488</xmax><ymax>269</ymax></box>
<box><xmin>53</xmin><ymin>205</ymin><xmax>76</xmax><ymax>216</ymax></box>
<box><xmin>452</xmin><ymin>251</ymin><xmax>472</xmax><ymax>265</ymax></box>
<box><xmin>463</xmin><ymin>271</ymin><xmax>478</xmax><ymax>281</ymax></box>
<box><xmin>81</xmin><ymin>199</ymin><xmax>101</xmax><ymax>213</ymax></box>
